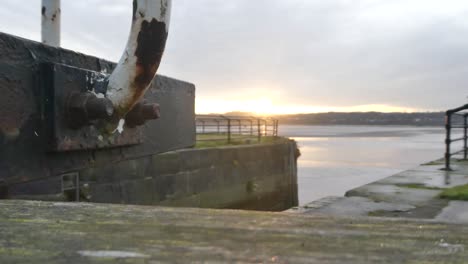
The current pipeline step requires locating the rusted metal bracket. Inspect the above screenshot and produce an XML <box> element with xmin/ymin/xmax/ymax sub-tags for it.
<box><xmin>41</xmin><ymin>63</ymin><xmax>145</xmax><ymax>152</ymax></box>
<box><xmin>61</xmin><ymin>172</ymin><xmax>79</xmax><ymax>202</ymax></box>
<box><xmin>37</xmin><ymin>1</ymin><xmax>171</xmax><ymax>151</ymax></box>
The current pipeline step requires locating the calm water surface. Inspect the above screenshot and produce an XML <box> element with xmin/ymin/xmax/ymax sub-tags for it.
<box><xmin>278</xmin><ymin>125</ymin><xmax>447</xmax><ymax>205</ymax></box>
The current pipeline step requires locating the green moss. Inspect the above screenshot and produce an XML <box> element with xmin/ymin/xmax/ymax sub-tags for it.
<box><xmin>421</xmin><ymin>160</ymin><xmax>441</xmax><ymax>166</ymax></box>
<box><xmin>368</xmin><ymin>210</ymin><xmax>386</xmax><ymax>217</ymax></box>
<box><xmin>439</xmin><ymin>184</ymin><xmax>468</xmax><ymax>201</ymax></box>
<box><xmin>396</xmin><ymin>184</ymin><xmax>443</xmax><ymax>191</ymax></box>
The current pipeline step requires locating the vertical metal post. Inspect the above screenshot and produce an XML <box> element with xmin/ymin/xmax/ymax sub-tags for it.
<box><xmin>250</xmin><ymin>120</ymin><xmax>253</xmax><ymax>136</ymax></box>
<box><xmin>277</xmin><ymin>120</ymin><xmax>279</xmax><ymax>136</ymax></box>
<box><xmin>238</xmin><ymin>120</ymin><xmax>242</xmax><ymax>135</ymax></box>
<box><xmin>257</xmin><ymin>119</ymin><xmax>261</xmax><ymax>142</ymax></box>
<box><xmin>227</xmin><ymin>119</ymin><xmax>231</xmax><ymax>143</ymax></box>
<box><xmin>445</xmin><ymin>112</ymin><xmax>452</xmax><ymax>170</ymax></box>
<box><xmin>275</xmin><ymin>120</ymin><xmax>279</xmax><ymax>136</ymax></box>
<box><xmin>41</xmin><ymin>0</ymin><xmax>61</xmax><ymax>47</ymax></box>
<box><xmin>202</xmin><ymin>121</ymin><xmax>205</xmax><ymax>134</ymax></box>
<box><xmin>75</xmin><ymin>175</ymin><xmax>80</xmax><ymax>202</ymax></box>
<box><xmin>216</xmin><ymin>120</ymin><xmax>220</xmax><ymax>134</ymax></box>
<box><xmin>464</xmin><ymin>114</ymin><xmax>467</xmax><ymax>160</ymax></box>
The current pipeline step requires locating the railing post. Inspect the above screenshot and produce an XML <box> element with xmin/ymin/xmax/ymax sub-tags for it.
<box><xmin>257</xmin><ymin>119</ymin><xmax>261</xmax><ymax>142</ymax></box>
<box><xmin>464</xmin><ymin>114</ymin><xmax>468</xmax><ymax>160</ymax></box>
<box><xmin>445</xmin><ymin>112</ymin><xmax>452</xmax><ymax>170</ymax></box>
<box><xmin>275</xmin><ymin>120</ymin><xmax>279</xmax><ymax>136</ymax></box>
<box><xmin>227</xmin><ymin>119</ymin><xmax>231</xmax><ymax>143</ymax></box>
<box><xmin>42</xmin><ymin>0</ymin><xmax>61</xmax><ymax>47</ymax></box>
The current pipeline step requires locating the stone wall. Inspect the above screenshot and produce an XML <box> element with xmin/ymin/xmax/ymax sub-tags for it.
<box><xmin>80</xmin><ymin>139</ymin><xmax>299</xmax><ymax>211</ymax></box>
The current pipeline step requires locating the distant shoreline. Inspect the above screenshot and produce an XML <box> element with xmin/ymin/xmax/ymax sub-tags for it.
<box><xmin>277</xmin><ymin>112</ymin><xmax>446</xmax><ymax>127</ymax></box>
<box><xmin>278</xmin><ymin>123</ymin><xmax>443</xmax><ymax>127</ymax></box>
<box><xmin>200</xmin><ymin>112</ymin><xmax>448</xmax><ymax>127</ymax></box>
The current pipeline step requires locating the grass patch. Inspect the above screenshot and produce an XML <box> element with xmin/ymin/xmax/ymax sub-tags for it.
<box><xmin>421</xmin><ymin>160</ymin><xmax>441</xmax><ymax>166</ymax></box>
<box><xmin>195</xmin><ymin>136</ymin><xmax>283</xmax><ymax>149</ymax></box>
<box><xmin>397</xmin><ymin>183</ymin><xmax>443</xmax><ymax>191</ymax></box>
<box><xmin>439</xmin><ymin>184</ymin><xmax>468</xmax><ymax>201</ymax></box>
<box><xmin>368</xmin><ymin>210</ymin><xmax>386</xmax><ymax>217</ymax></box>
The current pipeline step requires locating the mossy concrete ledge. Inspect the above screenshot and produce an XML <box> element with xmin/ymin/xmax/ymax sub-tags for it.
<box><xmin>11</xmin><ymin>138</ymin><xmax>299</xmax><ymax>211</ymax></box>
<box><xmin>0</xmin><ymin>200</ymin><xmax>468</xmax><ymax>263</ymax></box>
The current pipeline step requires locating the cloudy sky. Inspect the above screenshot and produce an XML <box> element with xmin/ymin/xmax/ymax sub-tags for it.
<box><xmin>1</xmin><ymin>0</ymin><xmax>468</xmax><ymax>114</ymax></box>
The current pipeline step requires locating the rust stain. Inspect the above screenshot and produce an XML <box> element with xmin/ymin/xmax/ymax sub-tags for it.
<box><xmin>132</xmin><ymin>18</ymin><xmax>168</xmax><ymax>104</ymax></box>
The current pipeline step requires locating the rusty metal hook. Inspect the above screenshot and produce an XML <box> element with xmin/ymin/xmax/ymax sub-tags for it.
<box><xmin>107</xmin><ymin>0</ymin><xmax>171</xmax><ymax>123</ymax></box>
<box><xmin>42</xmin><ymin>0</ymin><xmax>171</xmax><ymax>130</ymax></box>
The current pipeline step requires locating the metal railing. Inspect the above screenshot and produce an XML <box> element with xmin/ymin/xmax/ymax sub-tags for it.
<box><xmin>196</xmin><ymin>115</ymin><xmax>278</xmax><ymax>143</ymax></box>
<box><xmin>444</xmin><ymin>104</ymin><xmax>468</xmax><ymax>170</ymax></box>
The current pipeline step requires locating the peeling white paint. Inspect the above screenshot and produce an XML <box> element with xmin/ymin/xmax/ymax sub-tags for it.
<box><xmin>107</xmin><ymin>0</ymin><xmax>171</xmax><ymax>117</ymax></box>
<box><xmin>41</xmin><ymin>0</ymin><xmax>61</xmax><ymax>47</ymax></box>
<box><xmin>94</xmin><ymin>93</ymin><xmax>105</xmax><ymax>99</ymax></box>
<box><xmin>78</xmin><ymin>250</ymin><xmax>149</xmax><ymax>259</ymax></box>
<box><xmin>114</xmin><ymin>119</ymin><xmax>126</xmax><ymax>134</ymax></box>
<box><xmin>438</xmin><ymin>242</ymin><xmax>464</xmax><ymax>253</ymax></box>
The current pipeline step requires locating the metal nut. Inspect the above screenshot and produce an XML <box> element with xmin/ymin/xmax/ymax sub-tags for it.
<box><xmin>125</xmin><ymin>102</ymin><xmax>160</xmax><ymax>128</ymax></box>
<box><xmin>67</xmin><ymin>92</ymin><xmax>114</xmax><ymax>129</ymax></box>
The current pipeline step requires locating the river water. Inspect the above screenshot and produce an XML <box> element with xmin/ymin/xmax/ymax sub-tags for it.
<box><xmin>278</xmin><ymin>125</ymin><xmax>448</xmax><ymax>205</ymax></box>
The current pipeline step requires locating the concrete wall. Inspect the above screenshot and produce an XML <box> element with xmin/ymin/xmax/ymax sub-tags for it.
<box><xmin>0</xmin><ymin>32</ymin><xmax>195</xmax><ymax>196</ymax></box>
<box><xmin>79</xmin><ymin>139</ymin><xmax>299</xmax><ymax>211</ymax></box>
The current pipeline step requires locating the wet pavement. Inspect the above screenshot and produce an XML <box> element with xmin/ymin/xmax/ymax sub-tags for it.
<box><xmin>290</xmin><ymin>156</ymin><xmax>468</xmax><ymax>223</ymax></box>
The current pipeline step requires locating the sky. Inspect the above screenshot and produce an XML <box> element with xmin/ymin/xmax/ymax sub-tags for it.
<box><xmin>1</xmin><ymin>0</ymin><xmax>468</xmax><ymax>114</ymax></box>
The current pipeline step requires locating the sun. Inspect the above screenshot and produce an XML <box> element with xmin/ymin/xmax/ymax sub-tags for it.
<box><xmin>248</xmin><ymin>98</ymin><xmax>275</xmax><ymax>116</ymax></box>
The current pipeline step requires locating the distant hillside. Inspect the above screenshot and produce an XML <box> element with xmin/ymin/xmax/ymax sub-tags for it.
<box><xmin>275</xmin><ymin>112</ymin><xmax>445</xmax><ymax>126</ymax></box>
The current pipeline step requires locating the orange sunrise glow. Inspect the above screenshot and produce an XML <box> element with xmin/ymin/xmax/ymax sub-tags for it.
<box><xmin>196</xmin><ymin>97</ymin><xmax>421</xmax><ymax>115</ymax></box>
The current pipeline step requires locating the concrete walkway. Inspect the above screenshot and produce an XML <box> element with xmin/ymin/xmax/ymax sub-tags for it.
<box><xmin>290</xmin><ymin>156</ymin><xmax>468</xmax><ymax>223</ymax></box>
<box><xmin>1</xmin><ymin>200</ymin><xmax>468</xmax><ymax>263</ymax></box>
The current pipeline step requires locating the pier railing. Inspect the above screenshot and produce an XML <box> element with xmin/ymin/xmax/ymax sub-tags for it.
<box><xmin>196</xmin><ymin>115</ymin><xmax>278</xmax><ymax>144</ymax></box>
<box><xmin>444</xmin><ymin>104</ymin><xmax>468</xmax><ymax>170</ymax></box>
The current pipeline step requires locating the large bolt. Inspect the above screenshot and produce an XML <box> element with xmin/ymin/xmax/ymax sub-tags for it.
<box><xmin>67</xmin><ymin>92</ymin><xmax>114</xmax><ymax>129</ymax></box>
<box><xmin>125</xmin><ymin>102</ymin><xmax>160</xmax><ymax>128</ymax></box>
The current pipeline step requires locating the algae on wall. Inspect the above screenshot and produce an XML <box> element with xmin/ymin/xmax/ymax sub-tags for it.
<box><xmin>79</xmin><ymin>138</ymin><xmax>299</xmax><ymax>211</ymax></box>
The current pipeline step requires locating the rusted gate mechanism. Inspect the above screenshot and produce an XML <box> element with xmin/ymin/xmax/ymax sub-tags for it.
<box><xmin>40</xmin><ymin>0</ymin><xmax>171</xmax><ymax>151</ymax></box>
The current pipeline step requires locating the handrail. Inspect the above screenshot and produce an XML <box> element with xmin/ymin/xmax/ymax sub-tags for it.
<box><xmin>41</xmin><ymin>0</ymin><xmax>172</xmax><ymax>130</ymax></box>
<box><xmin>444</xmin><ymin>104</ymin><xmax>468</xmax><ymax>170</ymax></box>
<box><xmin>195</xmin><ymin>115</ymin><xmax>279</xmax><ymax>143</ymax></box>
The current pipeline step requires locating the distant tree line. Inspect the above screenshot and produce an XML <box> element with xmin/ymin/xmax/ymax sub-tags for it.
<box><xmin>275</xmin><ymin>112</ymin><xmax>445</xmax><ymax>126</ymax></box>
